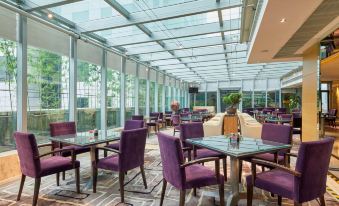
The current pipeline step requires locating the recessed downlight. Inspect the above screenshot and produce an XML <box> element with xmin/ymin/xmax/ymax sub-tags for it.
<box><xmin>47</xmin><ymin>13</ymin><xmax>53</xmax><ymax>19</ymax></box>
<box><xmin>280</xmin><ymin>18</ymin><xmax>286</xmax><ymax>23</ymax></box>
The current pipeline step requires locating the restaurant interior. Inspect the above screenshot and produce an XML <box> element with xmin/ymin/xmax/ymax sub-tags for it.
<box><xmin>0</xmin><ymin>0</ymin><xmax>338</xmax><ymax>206</ymax></box>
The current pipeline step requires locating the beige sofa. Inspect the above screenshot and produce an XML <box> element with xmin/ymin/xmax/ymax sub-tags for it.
<box><xmin>193</xmin><ymin>106</ymin><xmax>215</xmax><ymax>115</ymax></box>
<box><xmin>203</xmin><ymin>113</ymin><xmax>226</xmax><ymax>137</ymax></box>
<box><xmin>238</xmin><ymin>113</ymin><xmax>262</xmax><ymax>139</ymax></box>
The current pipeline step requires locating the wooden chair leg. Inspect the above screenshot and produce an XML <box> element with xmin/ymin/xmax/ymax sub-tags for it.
<box><xmin>17</xmin><ymin>174</ymin><xmax>26</xmax><ymax>201</ymax></box>
<box><xmin>32</xmin><ymin>178</ymin><xmax>41</xmax><ymax>206</ymax></box>
<box><xmin>75</xmin><ymin>168</ymin><xmax>80</xmax><ymax>193</ymax></box>
<box><xmin>239</xmin><ymin>160</ymin><xmax>243</xmax><ymax>183</ymax></box>
<box><xmin>160</xmin><ymin>179</ymin><xmax>167</xmax><ymax>206</ymax></box>
<box><xmin>140</xmin><ymin>165</ymin><xmax>147</xmax><ymax>189</ymax></box>
<box><xmin>173</xmin><ymin>128</ymin><xmax>176</xmax><ymax>136</ymax></box>
<box><xmin>319</xmin><ymin>195</ymin><xmax>326</xmax><ymax>206</ymax></box>
<box><xmin>119</xmin><ymin>172</ymin><xmax>125</xmax><ymax>203</ymax></box>
<box><xmin>222</xmin><ymin>158</ymin><xmax>227</xmax><ymax>181</ymax></box>
<box><xmin>56</xmin><ymin>173</ymin><xmax>60</xmax><ymax>186</ymax></box>
<box><xmin>278</xmin><ymin>196</ymin><xmax>282</xmax><ymax>205</ymax></box>
<box><xmin>93</xmin><ymin>167</ymin><xmax>98</xmax><ymax>193</ymax></box>
<box><xmin>179</xmin><ymin>189</ymin><xmax>186</xmax><ymax>206</ymax></box>
<box><xmin>193</xmin><ymin>188</ymin><xmax>197</xmax><ymax>196</ymax></box>
<box><xmin>247</xmin><ymin>182</ymin><xmax>253</xmax><ymax>206</ymax></box>
<box><xmin>62</xmin><ymin>171</ymin><xmax>65</xmax><ymax>180</ymax></box>
<box><xmin>219</xmin><ymin>181</ymin><xmax>225</xmax><ymax>206</ymax></box>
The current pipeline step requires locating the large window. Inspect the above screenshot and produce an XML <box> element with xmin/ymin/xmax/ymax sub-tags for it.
<box><xmin>107</xmin><ymin>69</ymin><xmax>120</xmax><ymax>128</ymax></box>
<box><xmin>195</xmin><ymin>92</ymin><xmax>205</xmax><ymax>106</ymax></box>
<box><xmin>158</xmin><ymin>84</ymin><xmax>163</xmax><ymax>112</ymax></box>
<box><xmin>165</xmin><ymin>86</ymin><xmax>170</xmax><ymax>111</ymax></box>
<box><xmin>0</xmin><ymin>38</ymin><xmax>17</xmax><ymax>152</ymax></box>
<box><xmin>242</xmin><ymin>91</ymin><xmax>252</xmax><ymax>109</ymax></box>
<box><xmin>139</xmin><ymin>79</ymin><xmax>147</xmax><ymax>115</ymax></box>
<box><xmin>76</xmin><ymin>61</ymin><xmax>101</xmax><ymax>132</ymax></box>
<box><xmin>125</xmin><ymin>74</ymin><xmax>135</xmax><ymax>120</ymax></box>
<box><xmin>150</xmin><ymin>81</ymin><xmax>155</xmax><ymax>112</ymax></box>
<box><xmin>267</xmin><ymin>90</ymin><xmax>280</xmax><ymax>108</ymax></box>
<box><xmin>207</xmin><ymin>92</ymin><xmax>217</xmax><ymax>109</ymax></box>
<box><xmin>254</xmin><ymin>91</ymin><xmax>266</xmax><ymax>108</ymax></box>
<box><xmin>27</xmin><ymin>47</ymin><xmax>69</xmax><ymax>143</ymax></box>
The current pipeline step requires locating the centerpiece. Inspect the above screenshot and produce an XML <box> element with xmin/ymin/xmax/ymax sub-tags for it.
<box><xmin>223</xmin><ymin>92</ymin><xmax>242</xmax><ymax>115</ymax></box>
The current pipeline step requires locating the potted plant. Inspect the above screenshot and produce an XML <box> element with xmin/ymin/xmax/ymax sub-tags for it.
<box><xmin>223</xmin><ymin>93</ymin><xmax>242</xmax><ymax>115</ymax></box>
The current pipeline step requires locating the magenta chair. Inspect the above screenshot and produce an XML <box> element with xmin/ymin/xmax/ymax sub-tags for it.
<box><xmin>14</xmin><ymin>132</ymin><xmax>80</xmax><ymax>206</ymax></box>
<box><xmin>180</xmin><ymin>122</ymin><xmax>227</xmax><ymax>181</ymax></box>
<box><xmin>247</xmin><ymin>137</ymin><xmax>334</xmax><ymax>206</ymax></box>
<box><xmin>157</xmin><ymin>132</ymin><xmax>225</xmax><ymax>206</ymax></box>
<box><xmin>131</xmin><ymin>115</ymin><xmax>144</xmax><ymax>120</ymax></box>
<box><xmin>105</xmin><ymin>120</ymin><xmax>144</xmax><ymax>152</ymax></box>
<box><xmin>172</xmin><ymin>114</ymin><xmax>181</xmax><ymax>135</ymax></box>
<box><xmin>50</xmin><ymin>122</ymin><xmax>90</xmax><ymax>183</ymax></box>
<box><xmin>93</xmin><ymin>128</ymin><xmax>148</xmax><ymax>203</ymax></box>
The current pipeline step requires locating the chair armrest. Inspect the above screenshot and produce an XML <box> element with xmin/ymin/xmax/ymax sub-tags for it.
<box><xmin>182</xmin><ymin>147</ymin><xmax>192</xmax><ymax>161</ymax></box>
<box><xmin>285</xmin><ymin>153</ymin><xmax>298</xmax><ymax>158</ymax></box>
<box><xmin>180</xmin><ymin>157</ymin><xmax>219</xmax><ymax>168</ymax></box>
<box><xmin>37</xmin><ymin>143</ymin><xmax>53</xmax><ymax>148</ymax></box>
<box><xmin>252</xmin><ymin>158</ymin><xmax>301</xmax><ymax>177</ymax></box>
<box><xmin>38</xmin><ymin>148</ymin><xmax>74</xmax><ymax>158</ymax></box>
<box><xmin>95</xmin><ymin>146</ymin><xmax>121</xmax><ymax>154</ymax></box>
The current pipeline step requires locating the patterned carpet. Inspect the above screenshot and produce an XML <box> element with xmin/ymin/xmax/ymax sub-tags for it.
<box><xmin>0</xmin><ymin>129</ymin><xmax>338</xmax><ymax>206</ymax></box>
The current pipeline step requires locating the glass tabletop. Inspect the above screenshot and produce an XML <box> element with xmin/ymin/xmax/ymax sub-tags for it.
<box><xmin>181</xmin><ymin>115</ymin><xmax>203</xmax><ymax>122</ymax></box>
<box><xmin>265</xmin><ymin>118</ymin><xmax>292</xmax><ymax>123</ymax></box>
<box><xmin>49</xmin><ymin>130</ymin><xmax>121</xmax><ymax>147</ymax></box>
<box><xmin>186</xmin><ymin>135</ymin><xmax>291</xmax><ymax>158</ymax></box>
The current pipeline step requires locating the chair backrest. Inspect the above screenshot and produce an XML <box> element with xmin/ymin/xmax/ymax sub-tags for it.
<box><xmin>124</xmin><ymin>120</ymin><xmax>144</xmax><ymax>130</ymax></box>
<box><xmin>132</xmin><ymin>115</ymin><xmax>144</xmax><ymax>120</ymax></box>
<box><xmin>180</xmin><ymin>113</ymin><xmax>189</xmax><ymax>117</ymax></box>
<box><xmin>119</xmin><ymin>128</ymin><xmax>148</xmax><ymax>172</ymax></box>
<box><xmin>150</xmin><ymin>112</ymin><xmax>160</xmax><ymax>117</ymax></box>
<box><xmin>157</xmin><ymin>132</ymin><xmax>185</xmax><ymax>189</ymax></box>
<box><xmin>180</xmin><ymin>122</ymin><xmax>204</xmax><ymax>146</ymax></box>
<box><xmin>294</xmin><ymin>137</ymin><xmax>334</xmax><ymax>203</ymax></box>
<box><xmin>293</xmin><ymin>117</ymin><xmax>302</xmax><ymax>128</ymax></box>
<box><xmin>14</xmin><ymin>132</ymin><xmax>41</xmax><ymax>178</ymax></box>
<box><xmin>261</xmin><ymin>123</ymin><xmax>292</xmax><ymax>150</ymax></box>
<box><xmin>172</xmin><ymin>114</ymin><xmax>180</xmax><ymax>125</ymax></box>
<box><xmin>49</xmin><ymin>121</ymin><xmax>76</xmax><ymax>149</ymax></box>
<box><xmin>158</xmin><ymin>112</ymin><xmax>164</xmax><ymax>120</ymax></box>
<box><xmin>329</xmin><ymin>109</ymin><xmax>337</xmax><ymax>116</ymax></box>
<box><xmin>280</xmin><ymin>114</ymin><xmax>292</xmax><ymax>119</ymax></box>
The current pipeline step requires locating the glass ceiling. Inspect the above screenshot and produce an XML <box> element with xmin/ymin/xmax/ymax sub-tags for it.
<box><xmin>15</xmin><ymin>0</ymin><xmax>302</xmax><ymax>82</ymax></box>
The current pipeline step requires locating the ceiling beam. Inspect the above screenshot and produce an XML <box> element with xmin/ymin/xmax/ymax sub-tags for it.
<box><xmin>153</xmin><ymin>56</ymin><xmax>247</xmax><ymax>67</ymax></box>
<box><xmin>79</xmin><ymin>0</ymin><xmax>242</xmax><ymax>33</ymax></box>
<box><xmin>25</xmin><ymin>0</ymin><xmax>83</xmax><ymax>12</ymax></box>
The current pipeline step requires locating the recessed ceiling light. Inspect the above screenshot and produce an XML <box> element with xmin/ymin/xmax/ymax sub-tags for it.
<box><xmin>280</xmin><ymin>18</ymin><xmax>286</xmax><ymax>23</ymax></box>
<box><xmin>47</xmin><ymin>13</ymin><xmax>53</xmax><ymax>19</ymax></box>
<box><xmin>261</xmin><ymin>49</ymin><xmax>269</xmax><ymax>53</ymax></box>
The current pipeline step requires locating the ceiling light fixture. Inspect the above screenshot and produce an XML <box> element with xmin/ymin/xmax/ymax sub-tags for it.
<box><xmin>280</xmin><ymin>18</ymin><xmax>286</xmax><ymax>23</ymax></box>
<box><xmin>47</xmin><ymin>13</ymin><xmax>53</xmax><ymax>19</ymax></box>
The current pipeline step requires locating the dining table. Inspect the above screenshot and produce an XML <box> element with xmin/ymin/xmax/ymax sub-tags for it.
<box><xmin>265</xmin><ymin>117</ymin><xmax>292</xmax><ymax>124</ymax></box>
<box><xmin>49</xmin><ymin>130</ymin><xmax>121</xmax><ymax>189</ymax></box>
<box><xmin>186</xmin><ymin>135</ymin><xmax>291</xmax><ymax>206</ymax></box>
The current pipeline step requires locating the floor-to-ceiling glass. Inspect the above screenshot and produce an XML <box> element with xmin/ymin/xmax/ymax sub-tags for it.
<box><xmin>107</xmin><ymin>69</ymin><xmax>120</xmax><ymax>128</ymax></box>
<box><xmin>254</xmin><ymin>91</ymin><xmax>266</xmax><ymax>108</ymax></box>
<box><xmin>150</xmin><ymin>81</ymin><xmax>155</xmax><ymax>112</ymax></box>
<box><xmin>138</xmin><ymin>79</ymin><xmax>147</xmax><ymax>115</ymax></box>
<box><xmin>242</xmin><ymin>91</ymin><xmax>253</xmax><ymax>109</ymax></box>
<box><xmin>125</xmin><ymin>74</ymin><xmax>135</xmax><ymax>120</ymax></box>
<box><xmin>158</xmin><ymin>84</ymin><xmax>163</xmax><ymax>112</ymax></box>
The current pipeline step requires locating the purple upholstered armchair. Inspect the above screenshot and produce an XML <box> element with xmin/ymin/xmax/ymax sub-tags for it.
<box><xmin>147</xmin><ymin>112</ymin><xmax>160</xmax><ymax>137</ymax></box>
<box><xmin>172</xmin><ymin>114</ymin><xmax>181</xmax><ymax>135</ymax></box>
<box><xmin>105</xmin><ymin>120</ymin><xmax>144</xmax><ymax>151</ymax></box>
<box><xmin>157</xmin><ymin>132</ymin><xmax>225</xmax><ymax>206</ymax></box>
<box><xmin>180</xmin><ymin>122</ymin><xmax>227</xmax><ymax>180</ymax></box>
<box><xmin>50</xmin><ymin>122</ymin><xmax>90</xmax><ymax>182</ymax></box>
<box><xmin>132</xmin><ymin>115</ymin><xmax>144</xmax><ymax>120</ymax></box>
<box><xmin>14</xmin><ymin>132</ymin><xmax>80</xmax><ymax>206</ymax></box>
<box><xmin>93</xmin><ymin>128</ymin><xmax>148</xmax><ymax>203</ymax></box>
<box><xmin>246</xmin><ymin>137</ymin><xmax>334</xmax><ymax>206</ymax></box>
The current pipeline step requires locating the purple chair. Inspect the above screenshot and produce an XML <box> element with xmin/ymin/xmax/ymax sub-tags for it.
<box><xmin>172</xmin><ymin>114</ymin><xmax>181</xmax><ymax>135</ymax></box>
<box><xmin>157</xmin><ymin>112</ymin><xmax>166</xmax><ymax>129</ymax></box>
<box><xmin>325</xmin><ymin>109</ymin><xmax>337</xmax><ymax>127</ymax></box>
<box><xmin>105</xmin><ymin>120</ymin><xmax>145</xmax><ymax>152</ymax></box>
<box><xmin>50</xmin><ymin>122</ymin><xmax>90</xmax><ymax>182</ymax></box>
<box><xmin>93</xmin><ymin>128</ymin><xmax>148</xmax><ymax>203</ymax></box>
<box><xmin>246</xmin><ymin>137</ymin><xmax>334</xmax><ymax>206</ymax></box>
<box><xmin>147</xmin><ymin>112</ymin><xmax>160</xmax><ymax>137</ymax></box>
<box><xmin>132</xmin><ymin>115</ymin><xmax>144</xmax><ymax>120</ymax></box>
<box><xmin>157</xmin><ymin>132</ymin><xmax>225</xmax><ymax>206</ymax></box>
<box><xmin>14</xmin><ymin>132</ymin><xmax>80</xmax><ymax>206</ymax></box>
<box><xmin>292</xmin><ymin>116</ymin><xmax>302</xmax><ymax>141</ymax></box>
<box><xmin>279</xmin><ymin>114</ymin><xmax>292</xmax><ymax>119</ymax></box>
<box><xmin>180</xmin><ymin>122</ymin><xmax>227</xmax><ymax>180</ymax></box>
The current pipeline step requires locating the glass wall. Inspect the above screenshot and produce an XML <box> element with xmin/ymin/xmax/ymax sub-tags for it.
<box><xmin>125</xmin><ymin>74</ymin><xmax>135</xmax><ymax>120</ymax></box>
<box><xmin>139</xmin><ymin>79</ymin><xmax>147</xmax><ymax>115</ymax></box>
<box><xmin>158</xmin><ymin>84</ymin><xmax>163</xmax><ymax>112</ymax></box>
<box><xmin>107</xmin><ymin>69</ymin><xmax>120</xmax><ymax>128</ymax></box>
<box><xmin>195</xmin><ymin>92</ymin><xmax>205</xmax><ymax>106</ymax></box>
<box><xmin>27</xmin><ymin>47</ymin><xmax>69</xmax><ymax>143</ymax></box>
<box><xmin>242</xmin><ymin>91</ymin><xmax>252</xmax><ymax>109</ymax></box>
<box><xmin>150</xmin><ymin>81</ymin><xmax>155</xmax><ymax>112</ymax></box>
<box><xmin>267</xmin><ymin>90</ymin><xmax>280</xmax><ymax>108</ymax></box>
<box><xmin>207</xmin><ymin>92</ymin><xmax>217</xmax><ymax>109</ymax></box>
<box><xmin>0</xmin><ymin>38</ymin><xmax>17</xmax><ymax>152</ymax></box>
<box><xmin>254</xmin><ymin>91</ymin><xmax>266</xmax><ymax>108</ymax></box>
<box><xmin>76</xmin><ymin>61</ymin><xmax>101</xmax><ymax>132</ymax></box>
<box><xmin>165</xmin><ymin>86</ymin><xmax>170</xmax><ymax>111</ymax></box>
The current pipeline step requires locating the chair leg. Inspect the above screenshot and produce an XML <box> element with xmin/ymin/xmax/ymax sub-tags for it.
<box><xmin>160</xmin><ymin>179</ymin><xmax>167</xmax><ymax>206</ymax></box>
<box><xmin>32</xmin><ymin>178</ymin><xmax>41</xmax><ymax>206</ymax></box>
<box><xmin>193</xmin><ymin>188</ymin><xmax>197</xmax><ymax>196</ymax></box>
<box><xmin>56</xmin><ymin>173</ymin><xmax>60</xmax><ymax>186</ymax></box>
<box><xmin>179</xmin><ymin>189</ymin><xmax>186</xmax><ymax>206</ymax></box>
<box><xmin>319</xmin><ymin>195</ymin><xmax>326</xmax><ymax>206</ymax></box>
<box><xmin>119</xmin><ymin>172</ymin><xmax>125</xmax><ymax>203</ymax></box>
<box><xmin>173</xmin><ymin>128</ymin><xmax>176</xmax><ymax>136</ymax></box>
<box><xmin>75</xmin><ymin>167</ymin><xmax>80</xmax><ymax>193</ymax></box>
<box><xmin>239</xmin><ymin>160</ymin><xmax>243</xmax><ymax>183</ymax></box>
<box><xmin>219</xmin><ymin>180</ymin><xmax>225</xmax><ymax>206</ymax></box>
<box><xmin>222</xmin><ymin>158</ymin><xmax>227</xmax><ymax>182</ymax></box>
<box><xmin>246</xmin><ymin>182</ymin><xmax>253</xmax><ymax>206</ymax></box>
<box><xmin>294</xmin><ymin>202</ymin><xmax>302</xmax><ymax>206</ymax></box>
<box><xmin>62</xmin><ymin>171</ymin><xmax>65</xmax><ymax>180</ymax></box>
<box><xmin>93</xmin><ymin>167</ymin><xmax>98</xmax><ymax>193</ymax></box>
<box><xmin>278</xmin><ymin>196</ymin><xmax>282</xmax><ymax>206</ymax></box>
<box><xmin>17</xmin><ymin>174</ymin><xmax>26</xmax><ymax>201</ymax></box>
<box><xmin>140</xmin><ymin>165</ymin><xmax>147</xmax><ymax>189</ymax></box>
